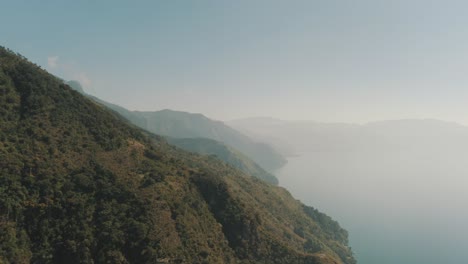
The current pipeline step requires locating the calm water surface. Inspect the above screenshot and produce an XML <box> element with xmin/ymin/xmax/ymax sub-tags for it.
<box><xmin>276</xmin><ymin>150</ymin><xmax>468</xmax><ymax>264</ymax></box>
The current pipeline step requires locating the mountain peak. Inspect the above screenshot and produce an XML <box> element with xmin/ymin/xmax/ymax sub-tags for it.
<box><xmin>65</xmin><ymin>80</ymin><xmax>85</xmax><ymax>94</ymax></box>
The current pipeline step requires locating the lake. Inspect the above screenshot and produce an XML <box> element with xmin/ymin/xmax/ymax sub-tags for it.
<box><xmin>276</xmin><ymin>149</ymin><xmax>468</xmax><ymax>264</ymax></box>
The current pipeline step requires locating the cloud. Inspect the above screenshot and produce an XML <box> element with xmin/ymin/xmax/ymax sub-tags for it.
<box><xmin>47</xmin><ymin>56</ymin><xmax>59</xmax><ymax>68</ymax></box>
<box><xmin>74</xmin><ymin>72</ymin><xmax>91</xmax><ymax>88</ymax></box>
<box><xmin>46</xmin><ymin>55</ymin><xmax>91</xmax><ymax>89</ymax></box>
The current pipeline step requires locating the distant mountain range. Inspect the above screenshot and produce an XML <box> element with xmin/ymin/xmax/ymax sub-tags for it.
<box><xmin>118</xmin><ymin>108</ymin><xmax>287</xmax><ymax>172</ymax></box>
<box><xmin>229</xmin><ymin>117</ymin><xmax>468</xmax><ymax>154</ymax></box>
<box><xmin>166</xmin><ymin>137</ymin><xmax>278</xmax><ymax>184</ymax></box>
<box><xmin>66</xmin><ymin>81</ymin><xmax>285</xmax><ymax>184</ymax></box>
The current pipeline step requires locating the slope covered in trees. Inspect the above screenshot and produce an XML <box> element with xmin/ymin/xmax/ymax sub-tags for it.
<box><xmin>166</xmin><ymin>137</ymin><xmax>278</xmax><ymax>185</ymax></box>
<box><xmin>94</xmin><ymin>99</ymin><xmax>286</xmax><ymax>172</ymax></box>
<box><xmin>85</xmin><ymin>95</ymin><xmax>280</xmax><ymax>184</ymax></box>
<box><xmin>0</xmin><ymin>47</ymin><xmax>354</xmax><ymax>264</ymax></box>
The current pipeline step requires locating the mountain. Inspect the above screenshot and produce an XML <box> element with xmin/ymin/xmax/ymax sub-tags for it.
<box><xmin>83</xmin><ymin>97</ymin><xmax>279</xmax><ymax>184</ymax></box>
<box><xmin>0</xmin><ymin>47</ymin><xmax>354</xmax><ymax>263</ymax></box>
<box><xmin>99</xmin><ymin>103</ymin><xmax>287</xmax><ymax>172</ymax></box>
<box><xmin>229</xmin><ymin>118</ymin><xmax>362</xmax><ymax>154</ymax></box>
<box><xmin>65</xmin><ymin>80</ymin><xmax>85</xmax><ymax>95</ymax></box>
<box><xmin>229</xmin><ymin>117</ymin><xmax>468</xmax><ymax>153</ymax></box>
<box><xmin>166</xmin><ymin>137</ymin><xmax>278</xmax><ymax>185</ymax></box>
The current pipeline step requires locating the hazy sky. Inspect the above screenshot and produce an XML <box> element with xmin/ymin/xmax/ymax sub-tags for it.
<box><xmin>3</xmin><ymin>0</ymin><xmax>468</xmax><ymax>123</ymax></box>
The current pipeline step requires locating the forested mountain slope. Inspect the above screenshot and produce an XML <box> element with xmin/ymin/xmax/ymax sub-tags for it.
<box><xmin>95</xmin><ymin>99</ymin><xmax>286</xmax><ymax>172</ymax></box>
<box><xmin>83</xmin><ymin>93</ymin><xmax>280</xmax><ymax>184</ymax></box>
<box><xmin>0</xmin><ymin>47</ymin><xmax>354</xmax><ymax>264</ymax></box>
<box><xmin>166</xmin><ymin>137</ymin><xmax>278</xmax><ymax>185</ymax></box>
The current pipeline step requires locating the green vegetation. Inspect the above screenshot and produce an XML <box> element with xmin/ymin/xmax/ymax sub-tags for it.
<box><xmin>85</xmin><ymin>94</ymin><xmax>281</xmax><ymax>184</ymax></box>
<box><xmin>167</xmin><ymin>137</ymin><xmax>278</xmax><ymax>185</ymax></box>
<box><xmin>95</xmin><ymin>100</ymin><xmax>286</xmax><ymax>172</ymax></box>
<box><xmin>0</xmin><ymin>47</ymin><xmax>355</xmax><ymax>264</ymax></box>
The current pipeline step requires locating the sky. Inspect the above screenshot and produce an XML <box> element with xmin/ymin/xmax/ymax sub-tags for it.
<box><xmin>3</xmin><ymin>0</ymin><xmax>468</xmax><ymax>124</ymax></box>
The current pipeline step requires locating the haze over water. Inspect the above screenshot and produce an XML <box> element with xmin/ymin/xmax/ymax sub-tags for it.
<box><xmin>276</xmin><ymin>144</ymin><xmax>468</xmax><ymax>264</ymax></box>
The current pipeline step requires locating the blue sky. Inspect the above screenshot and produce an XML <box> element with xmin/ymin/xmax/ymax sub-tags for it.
<box><xmin>3</xmin><ymin>0</ymin><xmax>468</xmax><ymax>123</ymax></box>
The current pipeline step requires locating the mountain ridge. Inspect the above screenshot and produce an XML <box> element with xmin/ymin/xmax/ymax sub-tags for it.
<box><xmin>229</xmin><ymin>116</ymin><xmax>468</xmax><ymax>154</ymax></box>
<box><xmin>166</xmin><ymin>137</ymin><xmax>278</xmax><ymax>185</ymax></box>
<box><xmin>67</xmin><ymin>87</ymin><xmax>288</xmax><ymax>166</ymax></box>
<box><xmin>133</xmin><ymin>109</ymin><xmax>287</xmax><ymax>172</ymax></box>
<box><xmin>71</xmin><ymin>91</ymin><xmax>281</xmax><ymax>184</ymax></box>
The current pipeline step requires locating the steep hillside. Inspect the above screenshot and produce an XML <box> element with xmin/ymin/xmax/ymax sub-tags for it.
<box><xmin>167</xmin><ymin>137</ymin><xmax>278</xmax><ymax>185</ymax></box>
<box><xmin>141</xmin><ymin>109</ymin><xmax>287</xmax><ymax>171</ymax></box>
<box><xmin>0</xmin><ymin>47</ymin><xmax>354</xmax><ymax>264</ymax></box>
<box><xmin>78</xmin><ymin>96</ymin><xmax>279</xmax><ymax>184</ymax></box>
<box><xmin>98</xmin><ymin>101</ymin><xmax>286</xmax><ymax>172</ymax></box>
